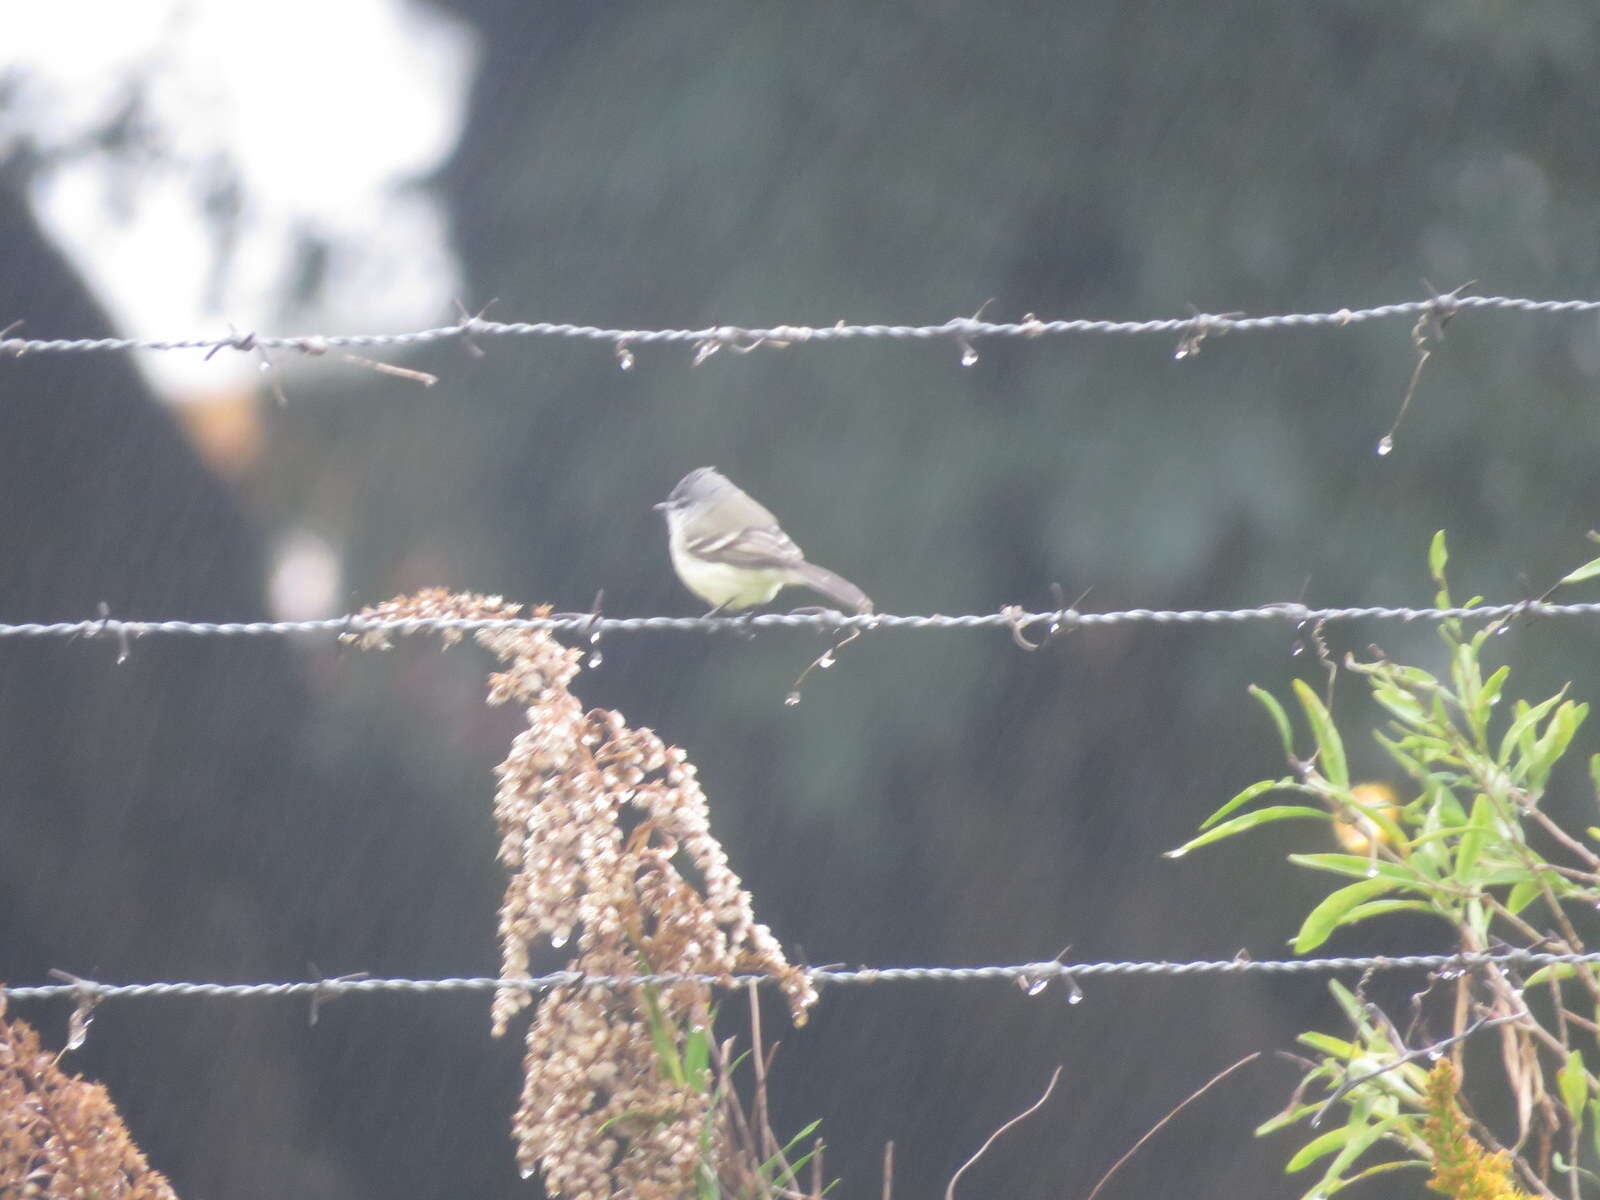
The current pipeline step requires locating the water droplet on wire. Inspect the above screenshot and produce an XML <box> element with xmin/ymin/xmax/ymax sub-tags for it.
<box><xmin>550</xmin><ymin>930</ymin><xmax>569</xmax><ymax>949</ymax></box>
<box><xmin>784</xmin><ymin>691</ymin><xmax>801</xmax><ymax>707</ymax></box>
<box><xmin>64</xmin><ymin>997</ymin><xmax>96</xmax><ymax>1051</ymax></box>
<box><xmin>818</xmin><ymin>651</ymin><xmax>835</xmax><ymax>670</ymax></box>
<box><xmin>1375</xmin><ymin>435</ymin><xmax>1394</xmax><ymax>456</ymax></box>
<box><xmin>587</xmin><ymin>651</ymin><xmax>603</xmax><ymax>668</ymax></box>
<box><xmin>1018</xmin><ymin>974</ymin><xmax>1050</xmax><ymax>996</ymax></box>
<box><xmin>959</xmin><ymin>345</ymin><xmax>979</xmax><ymax>367</ymax></box>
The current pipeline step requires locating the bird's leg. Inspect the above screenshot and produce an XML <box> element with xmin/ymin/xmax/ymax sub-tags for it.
<box><xmin>703</xmin><ymin>600</ymin><xmax>757</xmax><ymax>640</ymax></box>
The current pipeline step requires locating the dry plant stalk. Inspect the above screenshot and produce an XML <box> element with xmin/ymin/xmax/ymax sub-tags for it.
<box><xmin>350</xmin><ymin>590</ymin><xmax>818</xmax><ymax>1198</ymax></box>
<box><xmin>0</xmin><ymin>995</ymin><xmax>180</xmax><ymax>1200</ymax></box>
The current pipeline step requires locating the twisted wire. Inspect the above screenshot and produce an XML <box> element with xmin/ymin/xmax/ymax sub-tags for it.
<box><xmin>3</xmin><ymin>294</ymin><xmax>1598</xmax><ymax>359</ymax></box>
<box><xmin>4</xmin><ymin>950</ymin><xmax>1591</xmax><ymax>1004</ymax></box>
<box><xmin>0</xmin><ymin>598</ymin><xmax>1595</xmax><ymax>644</ymax></box>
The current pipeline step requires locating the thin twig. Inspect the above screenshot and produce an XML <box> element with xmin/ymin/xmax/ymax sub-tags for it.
<box><xmin>944</xmin><ymin>1066</ymin><xmax>1062</xmax><ymax>1200</ymax></box>
<box><xmin>334</xmin><ymin>351</ymin><xmax>438</xmax><ymax>387</ymax></box>
<box><xmin>1084</xmin><ymin>1053</ymin><xmax>1260</xmax><ymax>1200</ymax></box>
<box><xmin>709</xmin><ymin>1033</ymin><xmax>762</xmax><ymax>1185</ymax></box>
<box><xmin>746</xmin><ymin>980</ymin><xmax>799</xmax><ymax>1192</ymax></box>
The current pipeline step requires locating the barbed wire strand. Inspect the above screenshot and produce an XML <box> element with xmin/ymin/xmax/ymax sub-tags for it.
<box><xmin>3</xmin><ymin>950</ymin><xmax>1594</xmax><ymax>1005</ymax></box>
<box><xmin>2</xmin><ymin>598</ymin><xmax>1598</xmax><ymax>645</ymax></box>
<box><xmin>3</xmin><ymin>294</ymin><xmax>1599</xmax><ymax>361</ymax></box>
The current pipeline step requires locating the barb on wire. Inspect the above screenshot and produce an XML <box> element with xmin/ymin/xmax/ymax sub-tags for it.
<box><xmin>45</xmin><ymin>970</ymin><xmax>101</xmax><ymax>1053</ymax></box>
<box><xmin>6</xmin><ymin>949</ymin><xmax>1600</xmax><ymax>1006</ymax></box>
<box><xmin>1173</xmin><ymin>307</ymin><xmax>1244</xmax><ymax>360</ymax></box>
<box><xmin>3</xmin><ymin>294</ymin><xmax>1599</xmax><ymax>363</ymax></box>
<box><xmin>1376</xmin><ymin>279</ymin><xmax>1474</xmax><ymax>457</ymax></box>
<box><xmin>1004</xmin><ymin>583</ymin><xmax>1087</xmax><ymax>651</ymax></box>
<box><xmin>9</xmin><ymin>597</ymin><xmax>1600</xmax><ymax>645</ymax></box>
<box><xmin>451</xmin><ymin>297</ymin><xmax>498</xmax><ymax>359</ymax></box>
<box><xmin>87</xmin><ymin>601</ymin><xmax>133</xmax><ymax>664</ymax></box>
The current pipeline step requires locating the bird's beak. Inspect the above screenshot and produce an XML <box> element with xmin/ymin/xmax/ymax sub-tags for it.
<box><xmin>652</xmin><ymin>501</ymin><xmax>670</xmax><ymax>511</ymax></box>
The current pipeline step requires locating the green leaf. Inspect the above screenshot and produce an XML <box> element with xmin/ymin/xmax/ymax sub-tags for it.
<box><xmin>1298</xmin><ymin>1031</ymin><xmax>1358</xmax><ymax>1059</ymax></box>
<box><xmin>1314</xmin><ymin>1118</ymin><xmax>1402</xmax><ymax>1192</ymax></box>
<box><xmin>1522</xmin><ymin>701</ymin><xmax>1588</xmax><ymax>789</ymax></box>
<box><xmin>1465</xmin><ymin>897</ymin><xmax>1489</xmax><ymax>945</ymax></box>
<box><xmin>1455</xmin><ymin>793</ymin><xmax>1492</xmax><ymax>878</ymax></box>
<box><xmin>1333</xmin><ymin>898</ymin><xmax>1431</xmax><ymax>926</ymax></box>
<box><xmin>1294</xmin><ymin>680</ymin><xmax>1349</xmax><ymax>789</ymax></box>
<box><xmin>1406</xmin><ymin>823</ymin><xmax>1480</xmax><ymax>851</ymax></box>
<box><xmin>1257</xmin><ymin>1099</ymin><xmax>1331</xmax><ymax>1136</ymax></box>
<box><xmin>1166</xmin><ymin>806</ymin><xmax>1329</xmax><ymax>858</ymax></box>
<box><xmin>683</xmin><ymin>1025</ymin><xmax>712</xmax><ymax>1091</ymax></box>
<box><xmin>1561</xmin><ymin>557</ymin><xmax>1600</xmax><ymax>586</ymax></box>
<box><xmin>1372</xmin><ymin>692</ymin><xmax>1430</xmax><ymax>729</ymax></box>
<box><xmin>1590</xmin><ymin>1096</ymin><xmax>1600</xmax><ymax>1161</ymax></box>
<box><xmin>1325</xmin><ymin>980</ymin><xmax>1367</xmax><ymax>1028</ymax></box>
<box><xmin>1428</xmin><ymin>531</ymin><xmax>1448</xmax><ymax>587</ymax></box>
<box><xmin>1469</xmin><ymin>666</ymin><xmax>1510</xmax><ymax>740</ymax></box>
<box><xmin>1285</xmin><ymin>1123</ymin><xmax>1363</xmax><ymax>1173</ymax></box>
<box><xmin>1251</xmin><ymin>685</ymin><xmax>1296</xmax><ymax>759</ymax></box>
<box><xmin>641</xmin><ymin>986</ymin><xmax>684</xmax><ymax>1084</ymax></box>
<box><xmin>759</xmin><ymin>1120</ymin><xmax>825</xmax><ymax>1183</ymax></box>
<box><xmin>1559</xmin><ymin>1051</ymin><xmax>1590</xmax><ymax>1124</ymax></box>
<box><xmin>1478</xmin><ymin>665</ymin><xmax>1509</xmax><ymax>708</ymax></box>
<box><xmin>1288</xmin><ymin>853</ymin><xmax>1421</xmax><ymax>884</ymax></box>
<box><xmin>1201</xmin><ymin>777</ymin><xmax>1295</xmax><ymax>830</ymax></box>
<box><xmin>1506</xmin><ymin>877</ymin><xmax>1543</xmax><ymax>915</ymax></box>
<box><xmin>1385</xmin><ymin>664</ymin><xmax>1445</xmax><ymax>691</ymax></box>
<box><xmin>1498</xmin><ymin>693</ymin><xmax>1564</xmax><ymax>768</ymax></box>
<box><xmin>1421</xmin><ymin>777</ymin><xmax>1468</xmax><ymax>828</ymax></box>
<box><xmin>1524</xmin><ymin>962</ymin><xmax>1577</xmax><ymax>988</ymax></box>
<box><xmin>1373</xmin><ymin>732</ymin><xmax>1429</xmax><ymax>785</ymax></box>
<box><xmin>1293</xmin><ymin>878</ymin><xmax>1395</xmax><ymax>953</ymax></box>
<box><xmin>1450</xmin><ymin>643</ymin><xmax>1482</xmax><ymax>730</ymax></box>
<box><xmin>1329</xmin><ymin>1159</ymin><xmax>1427</xmax><ymax>1191</ymax></box>
<box><xmin>779</xmin><ymin>1142</ymin><xmax>822</xmax><ymax>1181</ymax></box>
<box><xmin>778</xmin><ymin>1119</ymin><xmax>824</xmax><ymax>1158</ymax></box>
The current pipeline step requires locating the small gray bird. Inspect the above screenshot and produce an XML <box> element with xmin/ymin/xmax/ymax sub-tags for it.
<box><xmin>654</xmin><ymin>467</ymin><xmax>873</xmax><ymax>614</ymax></box>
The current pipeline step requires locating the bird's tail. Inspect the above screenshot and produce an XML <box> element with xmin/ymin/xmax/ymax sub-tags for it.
<box><xmin>791</xmin><ymin>561</ymin><xmax>873</xmax><ymax>614</ymax></box>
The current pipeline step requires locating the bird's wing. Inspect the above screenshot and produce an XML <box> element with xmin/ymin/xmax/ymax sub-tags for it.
<box><xmin>686</xmin><ymin>523</ymin><xmax>806</xmax><ymax>568</ymax></box>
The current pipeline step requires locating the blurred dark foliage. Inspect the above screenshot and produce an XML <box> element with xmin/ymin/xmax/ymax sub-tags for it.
<box><xmin>6</xmin><ymin>2</ymin><xmax>1600</xmax><ymax>1197</ymax></box>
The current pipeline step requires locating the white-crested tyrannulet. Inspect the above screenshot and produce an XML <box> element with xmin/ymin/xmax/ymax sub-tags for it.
<box><xmin>655</xmin><ymin>467</ymin><xmax>873</xmax><ymax>614</ymax></box>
